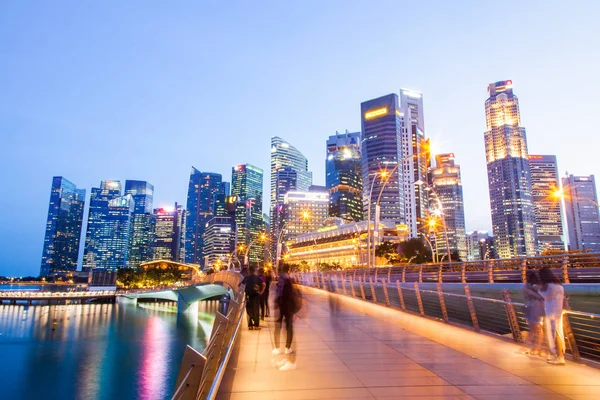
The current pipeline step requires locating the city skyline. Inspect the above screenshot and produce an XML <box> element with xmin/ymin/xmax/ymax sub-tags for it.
<box><xmin>2</xmin><ymin>1</ymin><xmax>600</xmax><ymax>276</ymax></box>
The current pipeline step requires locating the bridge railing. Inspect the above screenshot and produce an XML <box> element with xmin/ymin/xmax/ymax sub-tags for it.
<box><xmin>328</xmin><ymin>253</ymin><xmax>600</xmax><ymax>284</ymax></box>
<box><xmin>171</xmin><ymin>271</ymin><xmax>244</xmax><ymax>400</ymax></box>
<box><xmin>294</xmin><ymin>271</ymin><xmax>600</xmax><ymax>364</ymax></box>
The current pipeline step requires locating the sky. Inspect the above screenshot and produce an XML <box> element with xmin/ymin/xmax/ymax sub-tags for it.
<box><xmin>1</xmin><ymin>1</ymin><xmax>599</xmax><ymax>277</ymax></box>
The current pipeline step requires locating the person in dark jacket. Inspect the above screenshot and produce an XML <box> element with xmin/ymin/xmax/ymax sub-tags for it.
<box><xmin>272</xmin><ymin>264</ymin><xmax>296</xmax><ymax>371</ymax></box>
<box><xmin>258</xmin><ymin>268</ymin><xmax>272</xmax><ymax>320</ymax></box>
<box><xmin>241</xmin><ymin>266</ymin><xmax>265</xmax><ymax>330</ymax></box>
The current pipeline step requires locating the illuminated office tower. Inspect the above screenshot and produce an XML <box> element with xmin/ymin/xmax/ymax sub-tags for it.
<box><xmin>270</xmin><ymin>137</ymin><xmax>312</xmax><ymax>250</ymax></box>
<box><xmin>232</xmin><ymin>164</ymin><xmax>264</xmax><ymax>265</ymax></box>
<box><xmin>562</xmin><ymin>174</ymin><xmax>600</xmax><ymax>252</ymax></box>
<box><xmin>399</xmin><ymin>89</ymin><xmax>430</xmax><ymax>238</ymax></box>
<box><xmin>83</xmin><ymin>180</ymin><xmax>122</xmax><ymax>271</ymax></box>
<box><xmin>484</xmin><ymin>80</ymin><xmax>537</xmax><ymax>258</ymax></box>
<box><xmin>203</xmin><ymin>217</ymin><xmax>235</xmax><ymax>268</ymax></box>
<box><xmin>40</xmin><ymin>177</ymin><xmax>86</xmax><ymax>276</ymax></box>
<box><xmin>529</xmin><ymin>155</ymin><xmax>565</xmax><ymax>252</ymax></box>
<box><xmin>465</xmin><ymin>231</ymin><xmax>496</xmax><ymax>260</ymax></box>
<box><xmin>124</xmin><ymin>180</ymin><xmax>155</xmax><ymax>267</ymax></box>
<box><xmin>326</xmin><ymin>131</ymin><xmax>363</xmax><ymax>222</ymax></box>
<box><xmin>360</xmin><ymin>94</ymin><xmax>404</xmax><ymax>224</ymax></box>
<box><xmin>185</xmin><ymin>168</ymin><xmax>223</xmax><ymax>265</ymax></box>
<box><xmin>153</xmin><ymin>203</ymin><xmax>185</xmax><ymax>261</ymax></box>
<box><xmin>283</xmin><ymin>191</ymin><xmax>330</xmax><ymax>239</ymax></box>
<box><xmin>430</xmin><ymin>153</ymin><xmax>467</xmax><ymax>261</ymax></box>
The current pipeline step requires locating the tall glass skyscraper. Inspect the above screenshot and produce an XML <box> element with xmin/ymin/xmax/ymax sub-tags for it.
<box><xmin>153</xmin><ymin>203</ymin><xmax>185</xmax><ymax>261</ymax></box>
<box><xmin>270</xmin><ymin>137</ymin><xmax>312</xmax><ymax>247</ymax></box>
<box><xmin>484</xmin><ymin>80</ymin><xmax>537</xmax><ymax>258</ymax></box>
<box><xmin>430</xmin><ymin>153</ymin><xmax>467</xmax><ymax>261</ymax></box>
<box><xmin>83</xmin><ymin>181</ymin><xmax>135</xmax><ymax>270</ymax></box>
<box><xmin>40</xmin><ymin>177</ymin><xmax>86</xmax><ymax>276</ymax></box>
<box><xmin>232</xmin><ymin>163</ymin><xmax>264</xmax><ymax>265</ymax></box>
<box><xmin>562</xmin><ymin>174</ymin><xmax>600</xmax><ymax>252</ymax></box>
<box><xmin>360</xmin><ymin>94</ymin><xmax>404</xmax><ymax>224</ymax></box>
<box><xmin>529</xmin><ymin>155</ymin><xmax>565</xmax><ymax>252</ymax></box>
<box><xmin>185</xmin><ymin>168</ymin><xmax>223</xmax><ymax>265</ymax></box>
<box><xmin>125</xmin><ymin>180</ymin><xmax>155</xmax><ymax>268</ymax></box>
<box><xmin>326</xmin><ymin>131</ymin><xmax>363</xmax><ymax>222</ymax></box>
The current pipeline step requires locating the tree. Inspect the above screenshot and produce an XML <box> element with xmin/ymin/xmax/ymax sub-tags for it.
<box><xmin>398</xmin><ymin>238</ymin><xmax>432</xmax><ymax>264</ymax></box>
<box><xmin>375</xmin><ymin>241</ymin><xmax>403</xmax><ymax>264</ymax></box>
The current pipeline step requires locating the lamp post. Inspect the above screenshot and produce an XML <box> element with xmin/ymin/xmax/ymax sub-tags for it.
<box><xmin>414</xmin><ymin>180</ymin><xmax>451</xmax><ymax>263</ymax></box>
<box><xmin>275</xmin><ymin>221</ymin><xmax>288</xmax><ymax>275</ymax></box>
<box><xmin>420</xmin><ymin>228</ymin><xmax>437</xmax><ymax>263</ymax></box>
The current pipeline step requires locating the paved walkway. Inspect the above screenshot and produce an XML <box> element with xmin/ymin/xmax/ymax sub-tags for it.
<box><xmin>217</xmin><ymin>286</ymin><xmax>600</xmax><ymax>400</ymax></box>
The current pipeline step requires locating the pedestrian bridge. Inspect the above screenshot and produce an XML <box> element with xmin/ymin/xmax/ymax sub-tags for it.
<box><xmin>119</xmin><ymin>282</ymin><xmax>230</xmax><ymax>313</ymax></box>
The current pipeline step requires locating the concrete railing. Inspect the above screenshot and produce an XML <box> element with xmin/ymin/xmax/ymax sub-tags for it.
<box><xmin>294</xmin><ymin>271</ymin><xmax>600</xmax><ymax>365</ymax></box>
<box><xmin>171</xmin><ymin>271</ymin><xmax>244</xmax><ymax>400</ymax></box>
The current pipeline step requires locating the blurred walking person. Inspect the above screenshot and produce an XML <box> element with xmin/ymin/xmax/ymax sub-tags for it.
<box><xmin>272</xmin><ymin>264</ymin><xmax>301</xmax><ymax>371</ymax></box>
<box><xmin>519</xmin><ymin>270</ymin><xmax>545</xmax><ymax>355</ymax></box>
<box><xmin>539</xmin><ymin>267</ymin><xmax>566</xmax><ymax>365</ymax></box>
<box><xmin>241</xmin><ymin>266</ymin><xmax>265</xmax><ymax>330</ymax></box>
<box><xmin>258</xmin><ymin>268</ymin><xmax>272</xmax><ymax>320</ymax></box>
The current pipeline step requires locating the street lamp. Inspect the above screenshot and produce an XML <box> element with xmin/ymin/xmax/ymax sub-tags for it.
<box><xmin>414</xmin><ymin>180</ymin><xmax>452</xmax><ymax>263</ymax></box>
<box><xmin>418</xmin><ymin>231</ymin><xmax>437</xmax><ymax>263</ymax></box>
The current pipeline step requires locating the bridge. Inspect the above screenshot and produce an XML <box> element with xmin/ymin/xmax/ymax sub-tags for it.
<box><xmin>0</xmin><ymin>290</ymin><xmax>115</xmax><ymax>305</ymax></box>
<box><xmin>172</xmin><ymin>264</ymin><xmax>600</xmax><ymax>400</ymax></box>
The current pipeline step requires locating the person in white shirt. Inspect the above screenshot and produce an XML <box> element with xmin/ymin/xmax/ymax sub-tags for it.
<box><xmin>539</xmin><ymin>267</ymin><xmax>566</xmax><ymax>365</ymax></box>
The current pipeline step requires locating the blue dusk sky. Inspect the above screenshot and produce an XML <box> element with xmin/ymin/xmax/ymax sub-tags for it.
<box><xmin>1</xmin><ymin>1</ymin><xmax>599</xmax><ymax>276</ymax></box>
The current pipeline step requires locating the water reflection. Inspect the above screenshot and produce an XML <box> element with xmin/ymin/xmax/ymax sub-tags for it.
<box><xmin>0</xmin><ymin>300</ymin><xmax>217</xmax><ymax>399</ymax></box>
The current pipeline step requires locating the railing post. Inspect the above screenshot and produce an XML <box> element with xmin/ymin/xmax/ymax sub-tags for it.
<box><xmin>488</xmin><ymin>260</ymin><xmax>494</xmax><ymax>283</ymax></box>
<box><xmin>464</xmin><ymin>285</ymin><xmax>479</xmax><ymax>332</ymax></box>
<box><xmin>562</xmin><ymin>256</ymin><xmax>570</xmax><ymax>284</ymax></box>
<box><xmin>438</xmin><ymin>266</ymin><xmax>443</xmax><ymax>283</ymax></box>
<box><xmin>353</xmin><ymin>270</ymin><xmax>356</xmax><ymax>281</ymax></box>
<box><xmin>396</xmin><ymin>280</ymin><xmax>406</xmax><ymax>311</ymax></box>
<box><xmin>501</xmin><ymin>289</ymin><xmax>522</xmax><ymax>342</ymax></box>
<box><xmin>350</xmin><ymin>277</ymin><xmax>357</xmax><ymax>297</ymax></box>
<box><xmin>414</xmin><ymin>282</ymin><xmax>425</xmax><ymax>316</ymax></box>
<box><xmin>437</xmin><ymin>283</ymin><xmax>449</xmax><ymax>323</ymax></box>
<box><xmin>402</xmin><ymin>267</ymin><xmax>406</xmax><ymax>283</ymax></box>
<box><xmin>521</xmin><ymin>258</ymin><xmax>527</xmax><ymax>283</ymax></box>
<box><xmin>382</xmin><ymin>279</ymin><xmax>390</xmax><ymax>307</ymax></box>
<box><xmin>369</xmin><ymin>277</ymin><xmax>377</xmax><ymax>303</ymax></box>
<box><xmin>387</xmin><ymin>267</ymin><xmax>391</xmax><ymax>282</ymax></box>
<box><xmin>342</xmin><ymin>276</ymin><xmax>347</xmax><ymax>296</ymax></box>
<box><xmin>563</xmin><ymin>313</ymin><xmax>581</xmax><ymax>361</ymax></box>
<box><xmin>461</xmin><ymin>263</ymin><xmax>467</xmax><ymax>283</ymax></box>
<box><xmin>363</xmin><ymin>270</ymin><xmax>366</xmax><ymax>281</ymax></box>
<box><xmin>418</xmin><ymin>266</ymin><xmax>423</xmax><ymax>283</ymax></box>
<box><xmin>374</xmin><ymin>268</ymin><xmax>378</xmax><ymax>281</ymax></box>
<box><xmin>359</xmin><ymin>278</ymin><xmax>366</xmax><ymax>300</ymax></box>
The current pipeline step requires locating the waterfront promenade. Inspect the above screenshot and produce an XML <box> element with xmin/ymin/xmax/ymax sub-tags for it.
<box><xmin>217</xmin><ymin>286</ymin><xmax>600</xmax><ymax>400</ymax></box>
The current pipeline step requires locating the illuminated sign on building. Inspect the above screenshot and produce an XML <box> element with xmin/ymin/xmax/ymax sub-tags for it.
<box><xmin>364</xmin><ymin>107</ymin><xmax>388</xmax><ymax>120</ymax></box>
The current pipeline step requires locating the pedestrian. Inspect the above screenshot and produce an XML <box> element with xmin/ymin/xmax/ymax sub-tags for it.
<box><xmin>258</xmin><ymin>268</ymin><xmax>272</xmax><ymax>320</ymax></box>
<box><xmin>519</xmin><ymin>270</ymin><xmax>545</xmax><ymax>356</ymax></box>
<box><xmin>539</xmin><ymin>267</ymin><xmax>566</xmax><ymax>365</ymax></box>
<box><xmin>241</xmin><ymin>266</ymin><xmax>265</xmax><ymax>330</ymax></box>
<box><xmin>272</xmin><ymin>264</ymin><xmax>299</xmax><ymax>371</ymax></box>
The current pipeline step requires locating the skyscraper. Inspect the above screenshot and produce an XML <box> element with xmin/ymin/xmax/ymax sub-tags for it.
<box><xmin>399</xmin><ymin>89</ymin><xmax>430</xmax><ymax>238</ymax></box>
<box><xmin>562</xmin><ymin>174</ymin><xmax>600</xmax><ymax>252</ymax></box>
<box><xmin>484</xmin><ymin>80</ymin><xmax>537</xmax><ymax>258</ymax></box>
<box><xmin>153</xmin><ymin>203</ymin><xmax>185</xmax><ymax>261</ymax></box>
<box><xmin>124</xmin><ymin>180</ymin><xmax>155</xmax><ymax>268</ymax></box>
<box><xmin>185</xmin><ymin>168</ymin><xmax>223</xmax><ymax>265</ymax></box>
<box><xmin>40</xmin><ymin>177</ymin><xmax>86</xmax><ymax>276</ymax></box>
<box><xmin>430</xmin><ymin>153</ymin><xmax>467</xmax><ymax>261</ymax></box>
<box><xmin>361</xmin><ymin>94</ymin><xmax>404</xmax><ymax>224</ymax></box>
<box><xmin>465</xmin><ymin>231</ymin><xmax>496</xmax><ymax>261</ymax></box>
<box><xmin>529</xmin><ymin>155</ymin><xmax>565</xmax><ymax>252</ymax></box>
<box><xmin>83</xmin><ymin>180</ymin><xmax>135</xmax><ymax>270</ymax></box>
<box><xmin>83</xmin><ymin>180</ymin><xmax>122</xmax><ymax>271</ymax></box>
<box><xmin>203</xmin><ymin>217</ymin><xmax>235</xmax><ymax>268</ymax></box>
<box><xmin>326</xmin><ymin>131</ymin><xmax>363</xmax><ymax>222</ymax></box>
<box><xmin>232</xmin><ymin>164</ymin><xmax>264</xmax><ymax>265</ymax></box>
<box><xmin>270</xmin><ymin>137</ymin><xmax>312</xmax><ymax>246</ymax></box>
<box><xmin>283</xmin><ymin>191</ymin><xmax>330</xmax><ymax>239</ymax></box>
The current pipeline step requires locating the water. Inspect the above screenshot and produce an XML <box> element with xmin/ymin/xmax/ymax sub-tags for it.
<box><xmin>0</xmin><ymin>300</ymin><xmax>217</xmax><ymax>400</ymax></box>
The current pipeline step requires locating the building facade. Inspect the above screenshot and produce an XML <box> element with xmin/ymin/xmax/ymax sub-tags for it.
<box><xmin>465</xmin><ymin>231</ymin><xmax>496</xmax><ymax>261</ymax></box>
<box><xmin>185</xmin><ymin>168</ymin><xmax>223</xmax><ymax>265</ymax></box>
<box><xmin>562</xmin><ymin>174</ymin><xmax>600</xmax><ymax>252</ymax></box>
<box><xmin>430</xmin><ymin>153</ymin><xmax>467</xmax><ymax>261</ymax></box>
<box><xmin>203</xmin><ymin>216</ymin><xmax>235</xmax><ymax>268</ymax></box>
<box><xmin>529</xmin><ymin>155</ymin><xmax>565</xmax><ymax>252</ymax></box>
<box><xmin>232</xmin><ymin>164</ymin><xmax>264</xmax><ymax>265</ymax></box>
<box><xmin>40</xmin><ymin>177</ymin><xmax>86</xmax><ymax>276</ymax></box>
<box><xmin>283</xmin><ymin>191</ymin><xmax>330</xmax><ymax>240</ymax></box>
<box><xmin>124</xmin><ymin>180</ymin><xmax>155</xmax><ymax>267</ymax></box>
<box><xmin>484</xmin><ymin>80</ymin><xmax>537</xmax><ymax>258</ymax></box>
<box><xmin>326</xmin><ymin>131</ymin><xmax>363</xmax><ymax>222</ymax></box>
<box><xmin>360</xmin><ymin>94</ymin><xmax>405</xmax><ymax>224</ymax></box>
<box><xmin>153</xmin><ymin>203</ymin><xmax>185</xmax><ymax>261</ymax></box>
